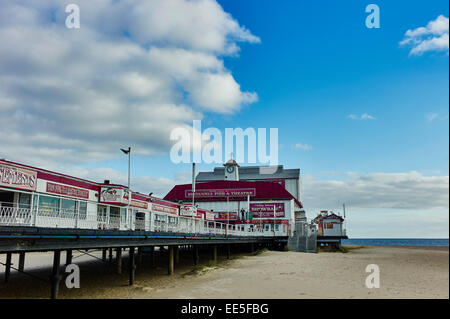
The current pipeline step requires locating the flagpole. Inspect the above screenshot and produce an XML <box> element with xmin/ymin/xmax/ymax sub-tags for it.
<box><xmin>273</xmin><ymin>204</ymin><xmax>276</xmax><ymax>237</ymax></box>
<box><xmin>227</xmin><ymin>196</ymin><xmax>229</xmax><ymax>236</ymax></box>
<box><xmin>192</xmin><ymin>162</ymin><xmax>196</xmax><ymax>208</ymax></box>
<box><xmin>127</xmin><ymin>147</ymin><xmax>131</xmax><ymax>229</ymax></box>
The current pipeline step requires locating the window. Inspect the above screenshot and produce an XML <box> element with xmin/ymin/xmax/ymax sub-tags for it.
<box><xmin>168</xmin><ymin>216</ymin><xmax>178</xmax><ymax>224</ymax></box>
<box><xmin>18</xmin><ymin>193</ymin><xmax>31</xmax><ymax>210</ymax></box>
<box><xmin>120</xmin><ymin>208</ymin><xmax>127</xmax><ymax>223</ymax></box>
<box><xmin>38</xmin><ymin>196</ymin><xmax>60</xmax><ymax>216</ymax></box>
<box><xmin>110</xmin><ymin>206</ymin><xmax>120</xmax><ymax>220</ymax></box>
<box><xmin>98</xmin><ymin>205</ymin><xmax>107</xmax><ymax>221</ymax></box>
<box><xmin>79</xmin><ymin>202</ymin><xmax>87</xmax><ymax>220</ymax></box>
<box><xmin>61</xmin><ymin>199</ymin><xmax>76</xmax><ymax>218</ymax></box>
<box><xmin>155</xmin><ymin>214</ymin><xmax>166</xmax><ymax>221</ymax></box>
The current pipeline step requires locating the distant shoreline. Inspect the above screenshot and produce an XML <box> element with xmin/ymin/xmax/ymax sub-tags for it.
<box><xmin>344</xmin><ymin>244</ymin><xmax>449</xmax><ymax>251</ymax></box>
<box><xmin>342</xmin><ymin>238</ymin><xmax>449</xmax><ymax>248</ymax></box>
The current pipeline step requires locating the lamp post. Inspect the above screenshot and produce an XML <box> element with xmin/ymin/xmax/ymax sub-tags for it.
<box><xmin>121</xmin><ymin>147</ymin><xmax>131</xmax><ymax>229</ymax></box>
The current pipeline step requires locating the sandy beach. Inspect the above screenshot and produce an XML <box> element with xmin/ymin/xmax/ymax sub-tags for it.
<box><xmin>0</xmin><ymin>245</ymin><xmax>448</xmax><ymax>299</ymax></box>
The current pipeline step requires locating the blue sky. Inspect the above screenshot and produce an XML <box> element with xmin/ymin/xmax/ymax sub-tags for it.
<box><xmin>218</xmin><ymin>0</ymin><xmax>449</xmax><ymax>175</ymax></box>
<box><xmin>119</xmin><ymin>0</ymin><xmax>449</xmax><ymax>178</ymax></box>
<box><xmin>0</xmin><ymin>0</ymin><xmax>448</xmax><ymax>237</ymax></box>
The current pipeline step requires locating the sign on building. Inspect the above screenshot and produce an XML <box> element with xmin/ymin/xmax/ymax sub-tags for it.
<box><xmin>46</xmin><ymin>182</ymin><xmax>89</xmax><ymax>199</ymax></box>
<box><xmin>99</xmin><ymin>187</ymin><xmax>130</xmax><ymax>205</ymax></box>
<box><xmin>0</xmin><ymin>163</ymin><xmax>37</xmax><ymax>191</ymax></box>
<box><xmin>214</xmin><ymin>212</ymin><xmax>238</xmax><ymax>220</ymax></box>
<box><xmin>185</xmin><ymin>188</ymin><xmax>256</xmax><ymax>198</ymax></box>
<box><xmin>180</xmin><ymin>205</ymin><xmax>197</xmax><ymax>217</ymax></box>
<box><xmin>249</xmin><ymin>203</ymin><xmax>285</xmax><ymax>218</ymax></box>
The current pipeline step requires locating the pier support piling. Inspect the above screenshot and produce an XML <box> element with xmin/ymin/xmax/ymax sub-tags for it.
<box><xmin>168</xmin><ymin>246</ymin><xmax>174</xmax><ymax>275</ymax></box>
<box><xmin>193</xmin><ymin>245</ymin><xmax>199</xmax><ymax>265</ymax></box>
<box><xmin>108</xmin><ymin>248</ymin><xmax>113</xmax><ymax>264</ymax></box>
<box><xmin>18</xmin><ymin>252</ymin><xmax>25</xmax><ymax>272</ymax></box>
<box><xmin>4</xmin><ymin>252</ymin><xmax>12</xmax><ymax>283</ymax></box>
<box><xmin>227</xmin><ymin>244</ymin><xmax>231</xmax><ymax>260</ymax></box>
<box><xmin>137</xmin><ymin>247</ymin><xmax>143</xmax><ymax>267</ymax></box>
<box><xmin>175</xmin><ymin>245</ymin><xmax>179</xmax><ymax>264</ymax></box>
<box><xmin>128</xmin><ymin>247</ymin><xmax>136</xmax><ymax>285</ymax></box>
<box><xmin>65</xmin><ymin>250</ymin><xmax>72</xmax><ymax>266</ymax></box>
<box><xmin>116</xmin><ymin>248</ymin><xmax>122</xmax><ymax>275</ymax></box>
<box><xmin>50</xmin><ymin>251</ymin><xmax>62</xmax><ymax>299</ymax></box>
<box><xmin>212</xmin><ymin>245</ymin><xmax>217</xmax><ymax>262</ymax></box>
<box><xmin>150</xmin><ymin>246</ymin><xmax>155</xmax><ymax>267</ymax></box>
<box><xmin>102</xmin><ymin>248</ymin><xmax>107</xmax><ymax>262</ymax></box>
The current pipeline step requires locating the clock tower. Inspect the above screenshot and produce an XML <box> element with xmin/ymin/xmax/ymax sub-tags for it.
<box><xmin>224</xmin><ymin>158</ymin><xmax>239</xmax><ymax>181</ymax></box>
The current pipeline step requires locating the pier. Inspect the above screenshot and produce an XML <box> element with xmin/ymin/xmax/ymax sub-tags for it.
<box><xmin>0</xmin><ymin>159</ymin><xmax>290</xmax><ymax>298</ymax></box>
<box><xmin>0</xmin><ymin>224</ymin><xmax>286</xmax><ymax>298</ymax></box>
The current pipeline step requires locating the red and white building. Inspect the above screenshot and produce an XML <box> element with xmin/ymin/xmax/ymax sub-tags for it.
<box><xmin>163</xmin><ymin>160</ymin><xmax>303</xmax><ymax>236</ymax></box>
<box><xmin>314</xmin><ymin>211</ymin><xmax>346</xmax><ymax>237</ymax></box>
<box><xmin>0</xmin><ymin>159</ymin><xmax>217</xmax><ymax>233</ymax></box>
<box><xmin>196</xmin><ymin>159</ymin><xmax>306</xmax><ymax>224</ymax></box>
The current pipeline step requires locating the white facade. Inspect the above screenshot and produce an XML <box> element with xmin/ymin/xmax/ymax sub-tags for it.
<box><xmin>322</xmin><ymin>218</ymin><xmax>343</xmax><ymax>237</ymax></box>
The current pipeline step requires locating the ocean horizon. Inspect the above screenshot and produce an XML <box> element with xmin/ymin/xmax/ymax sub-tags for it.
<box><xmin>342</xmin><ymin>238</ymin><xmax>449</xmax><ymax>247</ymax></box>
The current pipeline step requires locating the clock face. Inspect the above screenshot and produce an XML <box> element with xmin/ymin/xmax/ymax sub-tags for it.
<box><xmin>226</xmin><ymin>165</ymin><xmax>234</xmax><ymax>173</ymax></box>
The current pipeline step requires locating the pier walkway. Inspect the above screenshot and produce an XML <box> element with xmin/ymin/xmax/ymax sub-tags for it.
<box><xmin>0</xmin><ymin>208</ymin><xmax>287</xmax><ymax>299</ymax></box>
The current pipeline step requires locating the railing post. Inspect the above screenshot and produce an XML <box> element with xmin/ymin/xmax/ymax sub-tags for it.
<box><xmin>32</xmin><ymin>207</ymin><xmax>38</xmax><ymax>227</ymax></box>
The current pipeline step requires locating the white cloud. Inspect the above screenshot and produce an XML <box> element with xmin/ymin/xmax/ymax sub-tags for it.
<box><xmin>292</xmin><ymin>142</ymin><xmax>312</xmax><ymax>151</ymax></box>
<box><xmin>426</xmin><ymin>113</ymin><xmax>439</xmax><ymax>122</ymax></box>
<box><xmin>400</xmin><ymin>15</ymin><xmax>449</xmax><ymax>56</ymax></box>
<box><xmin>348</xmin><ymin>113</ymin><xmax>376</xmax><ymax>120</ymax></box>
<box><xmin>0</xmin><ymin>0</ymin><xmax>259</xmax><ymax>167</ymax></box>
<box><xmin>302</xmin><ymin>171</ymin><xmax>449</xmax><ymax>212</ymax></box>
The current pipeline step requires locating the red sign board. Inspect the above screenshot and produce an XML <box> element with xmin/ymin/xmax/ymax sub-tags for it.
<box><xmin>250</xmin><ymin>203</ymin><xmax>285</xmax><ymax>218</ymax></box>
<box><xmin>131</xmin><ymin>200</ymin><xmax>148</xmax><ymax>209</ymax></box>
<box><xmin>185</xmin><ymin>188</ymin><xmax>256</xmax><ymax>198</ymax></box>
<box><xmin>152</xmin><ymin>203</ymin><xmax>178</xmax><ymax>215</ymax></box>
<box><xmin>214</xmin><ymin>212</ymin><xmax>238</xmax><ymax>220</ymax></box>
<box><xmin>46</xmin><ymin>182</ymin><xmax>89</xmax><ymax>199</ymax></box>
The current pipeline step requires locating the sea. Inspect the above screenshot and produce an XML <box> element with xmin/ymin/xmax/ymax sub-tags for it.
<box><xmin>342</xmin><ymin>238</ymin><xmax>449</xmax><ymax>247</ymax></box>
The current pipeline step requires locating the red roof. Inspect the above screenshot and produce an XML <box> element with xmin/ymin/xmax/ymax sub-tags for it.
<box><xmin>323</xmin><ymin>213</ymin><xmax>344</xmax><ymax>222</ymax></box>
<box><xmin>164</xmin><ymin>180</ymin><xmax>303</xmax><ymax>208</ymax></box>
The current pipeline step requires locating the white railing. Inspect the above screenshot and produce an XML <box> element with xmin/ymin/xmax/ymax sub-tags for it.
<box><xmin>0</xmin><ymin>205</ymin><xmax>284</xmax><ymax>237</ymax></box>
